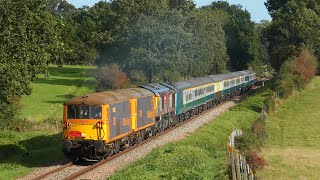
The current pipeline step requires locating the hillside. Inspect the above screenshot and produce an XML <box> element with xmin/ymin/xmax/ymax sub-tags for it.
<box><xmin>20</xmin><ymin>65</ymin><xmax>96</xmax><ymax>121</ymax></box>
<box><xmin>257</xmin><ymin>77</ymin><xmax>320</xmax><ymax>179</ymax></box>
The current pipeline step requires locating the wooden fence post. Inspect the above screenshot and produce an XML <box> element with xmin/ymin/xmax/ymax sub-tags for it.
<box><xmin>243</xmin><ymin>157</ymin><xmax>248</xmax><ymax>180</ymax></box>
<box><xmin>235</xmin><ymin>150</ymin><xmax>241</xmax><ymax>180</ymax></box>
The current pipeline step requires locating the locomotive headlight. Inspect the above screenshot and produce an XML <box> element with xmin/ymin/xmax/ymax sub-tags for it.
<box><xmin>82</xmin><ymin>133</ymin><xmax>86</xmax><ymax>138</ymax></box>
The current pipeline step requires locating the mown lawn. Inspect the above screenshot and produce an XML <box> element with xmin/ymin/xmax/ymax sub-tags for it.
<box><xmin>257</xmin><ymin>77</ymin><xmax>320</xmax><ymax>179</ymax></box>
<box><xmin>109</xmin><ymin>86</ymin><xmax>273</xmax><ymax>179</ymax></box>
<box><xmin>20</xmin><ymin>65</ymin><xmax>96</xmax><ymax>121</ymax></box>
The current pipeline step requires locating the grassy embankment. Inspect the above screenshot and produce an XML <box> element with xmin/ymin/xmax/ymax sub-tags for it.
<box><xmin>257</xmin><ymin>77</ymin><xmax>320</xmax><ymax>179</ymax></box>
<box><xmin>109</xmin><ymin>86</ymin><xmax>273</xmax><ymax>179</ymax></box>
<box><xmin>20</xmin><ymin>65</ymin><xmax>96</xmax><ymax>121</ymax></box>
<box><xmin>0</xmin><ymin>65</ymin><xmax>96</xmax><ymax>180</ymax></box>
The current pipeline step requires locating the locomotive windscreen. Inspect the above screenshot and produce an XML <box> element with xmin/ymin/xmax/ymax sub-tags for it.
<box><xmin>67</xmin><ymin>105</ymin><xmax>102</xmax><ymax>119</ymax></box>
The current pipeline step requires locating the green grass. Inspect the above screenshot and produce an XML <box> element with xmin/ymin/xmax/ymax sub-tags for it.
<box><xmin>109</xmin><ymin>87</ymin><xmax>273</xmax><ymax>179</ymax></box>
<box><xmin>0</xmin><ymin>130</ymin><xmax>63</xmax><ymax>180</ymax></box>
<box><xmin>0</xmin><ymin>65</ymin><xmax>96</xmax><ymax>179</ymax></box>
<box><xmin>257</xmin><ymin>77</ymin><xmax>320</xmax><ymax>179</ymax></box>
<box><xmin>20</xmin><ymin>65</ymin><xmax>96</xmax><ymax>121</ymax></box>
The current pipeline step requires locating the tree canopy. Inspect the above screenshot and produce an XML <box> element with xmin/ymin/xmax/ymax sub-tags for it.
<box><xmin>0</xmin><ymin>0</ymin><xmax>64</xmax><ymax>121</ymax></box>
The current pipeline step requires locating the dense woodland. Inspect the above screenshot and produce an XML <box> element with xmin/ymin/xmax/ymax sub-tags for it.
<box><xmin>0</xmin><ymin>0</ymin><xmax>319</xmax><ymax>125</ymax></box>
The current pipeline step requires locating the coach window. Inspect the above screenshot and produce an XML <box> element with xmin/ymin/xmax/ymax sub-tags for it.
<box><xmin>189</xmin><ymin>93</ymin><xmax>192</xmax><ymax>101</ymax></box>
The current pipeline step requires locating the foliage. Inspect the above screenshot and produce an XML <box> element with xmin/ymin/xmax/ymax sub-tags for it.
<box><xmin>0</xmin><ymin>0</ymin><xmax>64</xmax><ymax>125</ymax></box>
<box><xmin>95</xmin><ymin>64</ymin><xmax>129</xmax><ymax>91</ymax></box>
<box><xmin>245</xmin><ymin>151</ymin><xmax>267</xmax><ymax>171</ymax></box>
<box><xmin>275</xmin><ymin>48</ymin><xmax>318</xmax><ymax>98</ymax></box>
<box><xmin>265</xmin><ymin>0</ymin><xmax>320</xmax><ymax>71</ymax></box>
<box><xmin>235</xmin><ymin>105</ymin><xmax>268</xmax><ymax>172</ymax></box>
<box><xmin>255</xmin><ymin>20</ymin><xmax>272</xmax><ymax>74</ymax></box>
<box><xmin>207</xmin><ymin>2</ymin><xmax>261</xmax><ymax>72</ymax></box>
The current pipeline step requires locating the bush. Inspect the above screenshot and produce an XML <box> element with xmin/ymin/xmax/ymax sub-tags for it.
<box><xmin>245</xmin><ymin>151</ymin><xmax>266</xmax><ymax>171</ymax></box>
<box><xmin>275</xmin><ymin>48</ymin><xmax>318</xmax><ymax>98</ymax></box>
<box><xmin>264</xmin><ymin>94</ymin><xmax>276</xmax><ymax>113</ymax></box>
<box><xmin>95</xmin><ymin>64</ymin><xmax>130</xmax><ymax>91</ymax></box>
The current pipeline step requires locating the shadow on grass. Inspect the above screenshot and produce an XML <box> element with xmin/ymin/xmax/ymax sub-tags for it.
<box><xmin>56</xmin><ymin>94</ymin><xmax>76</xmax><ymax>99</ymax></box>
<box><xmin>0</xmin><ymin>133</ymin><xmax>65</xmax><ymax>167</ymax></box>
<box><xmin>250</xmin><ymin>104</ymin><xmax>263</xmax><ymax>113</ymax></box>
<box><xmin>47</xmin><ymin>67</ymin><xmax>95</xmax><ymax>78</ymax></box>
<box><xmin>44</xmin><ymin>95</ymin><xmax>76</xmax><ymax>104</ymax></box>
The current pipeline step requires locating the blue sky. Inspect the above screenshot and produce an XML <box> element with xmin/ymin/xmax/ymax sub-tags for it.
<box><xmin>67</xmin><ymin>0</ymin><xmax>271</xmax><ymax>22</ymax></box>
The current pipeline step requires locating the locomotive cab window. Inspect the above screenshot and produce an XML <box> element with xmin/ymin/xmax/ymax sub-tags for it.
<box><xmin>67</xmin><ymin>105</ymin><xmax>102</xmax><ymax>119</ymax></box>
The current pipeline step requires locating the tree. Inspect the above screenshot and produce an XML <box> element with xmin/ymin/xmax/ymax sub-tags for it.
<box><xmin>125</xmin><ymin>11</ymin><xmax>191</xmax><ymax>82</ymax></box>
<box><xmin>265</xmin><ymin>0</ymin><xmax>320</xmax><ymax>70</ymax></box>
<box><xmin>206</xmin><ymin>2</ymin><xmax>261</xmax><ymax>72</ymax></box>
<box><xmin>0</xmin><ymin>0</ymin><xmax>64</xmax><ymax>122</ymax></box>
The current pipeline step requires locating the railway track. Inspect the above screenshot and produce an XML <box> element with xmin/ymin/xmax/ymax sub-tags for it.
<box><xmin>31</xmin><ymin>162</ymin><xmax>73</xmax><ymax>180</ymax></box>
<box><xmin>30</xmin><ymin>92</ymin><xmax>250</xmax><ymax>180</ymax></box>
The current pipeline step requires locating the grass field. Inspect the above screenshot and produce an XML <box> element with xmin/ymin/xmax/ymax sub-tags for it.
<box><xmin>20</xmin><ymin>65</ymin><xmax>96</xmax><ymax>121</ymax></box>
<box><xmin>257</xmin><ymin>77</ymin><xmax>320</xmax><ymax>179</ymax></box>
<box><xmin>0</xmin><ymin>65</ymin><xmax>96</xmax><ymax>179</ymax></box>
<box><xmin>109</xmin><ymin>86</ymin><xmax>273</xmax><ymax>179</ymax></box>
<box><xmin>0</xmin><ymin>131</ymin><xmax>63</xmax><ymax>180</ymax></box>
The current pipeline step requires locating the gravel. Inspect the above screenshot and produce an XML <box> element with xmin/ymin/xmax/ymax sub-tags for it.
<box><xmin>19</xmin><ymin>99</ymin><xmax>239</xmax><ymax>180</ymax></box>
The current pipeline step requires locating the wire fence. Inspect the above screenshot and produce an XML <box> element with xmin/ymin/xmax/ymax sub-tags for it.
<box><xmin>227</xmin><ymin>128</ymin><xmax>254</xmax><ymax>180</ymax></box>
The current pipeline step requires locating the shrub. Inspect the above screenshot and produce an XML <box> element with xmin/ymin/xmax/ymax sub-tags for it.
<box><xmin>95</xmin><ymin>64</ymin><xmax>130</xmax><ymax>91</ymax></box>
<box><xmin>275</xmin><ymin>48</ymin><xmax>318</xmax><ymax>98</ymax></box>
<box><xmin>245</xmin><ymin>151</ymin><xmax>266</xmax><ymax>171</ymax></box>
<box><xmin>264</xmin><ymin>94</ymin><xmax>276</xmax><ymax>113</ymax></box>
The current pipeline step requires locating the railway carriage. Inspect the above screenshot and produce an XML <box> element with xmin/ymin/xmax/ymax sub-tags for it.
<box><xmin>171</xmin><ymin>77</ymin><xmax>216</xmax><ymax>121</ymax></box>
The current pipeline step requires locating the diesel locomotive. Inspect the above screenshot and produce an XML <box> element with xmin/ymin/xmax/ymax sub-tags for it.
<box><xmin>62</xmin><ymin>70</ymin><xmax>256</xmax><ymax>160</ymax></box>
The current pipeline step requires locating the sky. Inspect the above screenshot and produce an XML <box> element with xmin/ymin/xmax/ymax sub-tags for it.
<box><xmin>67</xmin><ymin>0</ymin><xmax>271</xmax><ymax>22</ymax></box>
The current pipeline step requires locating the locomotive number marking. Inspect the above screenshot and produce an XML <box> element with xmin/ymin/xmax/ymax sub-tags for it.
<box><xmin>122</xmin><ymin>118</ymin><xmax>130</xmax><ymax>126</ymax></box>
<box><xmin>113</xmin><ymin>117</ymin><xmax>116</xmax><ymax>125</ymax></box>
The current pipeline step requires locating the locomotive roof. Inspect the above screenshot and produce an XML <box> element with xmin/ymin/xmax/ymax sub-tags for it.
<box><xmin>139</xmin><ymin>83</ymin><xmax>172</xmax><ymax>96</ymax></box>
<box><xmin>64</xmin><ymin>87</ymin><xmax>153</xmax><ymax>105</ymax></box>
